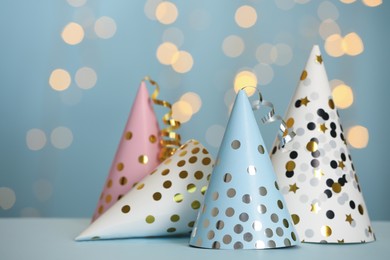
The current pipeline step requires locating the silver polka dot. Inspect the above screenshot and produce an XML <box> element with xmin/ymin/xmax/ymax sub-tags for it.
<box><xmin>259</xmin><ymin>186</ymin><xmax>267</xmax><ymax>196</ymax></box>
<box><xmin>319</xmin><ymin>193</ymin><xmax>328</xmax><ymax>202</ymax></box>
<box><xmin>276</xmin><ymin>227</ymin><xmax>284</xmax><ymax>237</ymax></box>
<box><xmin>271</xmin><ymin>213</ymin><xmax>279</xmax><ymax>223</ymax></box>
<box><xmin>310</xmin><ymin>178</ymin><xmax>319</xmax><ymax>186</ymax></box>
<box><xmin>212</xmin><ymin>241</ymin><xmax>220</xmax><ymax>249</ymax></box>
<box><xmin>216</xmin><ymin>220</ymin><xmax>224</xmax><ymax>230</ymax></box>
<box><xmin>252</xmin><ymin>220</ymin><xmax>262</xmax><ymax>231</ymax></box>
<box><xmin>324</xmin><ymin>143</ymin><xmax>332</xmax><ymax>152</ymax></box>
<box><xmin>225</xmin><ymin>207</ymin><xmax>235</xmax><ymax>217</ymax></box>
<box><xmin>318</xmin><ymin>134</ymin><xmax>327</xmax><ymax>143</ymax></box>
<box><xmin>292</xmin><ymin>142</ymin><xmax>301</xmax><ymax>150</ymax></box>
<box><xmin>268</xmin><ymin>240</ymin><xmax>276</xmax><ymax>248</ymax></box>
<box><xmin>223</xmin><ymin>173</ymin><xmax>232</xmax><ymax>183</ymax></box>
<box><xmin>297</xmin><ymin>173</ymin><xmax>306</xmax><ymax>182</ymax></box>
<box><xmin>296</xmin><ymin>127</ymin><xmax>305</xmax><ymax>136</ymax></box>
<box><xmin>212</xmin><ymin>192</ymin><xmax>219</xmax><ymax>201</ymax></box>
<box><xmin>299</xmin><ymin>194</ymin><xmax>309</xmax><ymax>203</ymax></box>
<box><xmin>258</xmin><ymin>145</ymin><xmax>265</xmax><ymax>154</ymax></box>
<box><xmin>255</xmin><ymin>240</ymin><xmax>265</xmax><ymax>249</ymax></box>
<box><xmin>239</xmin><ymin>212</ymin><xmax>249</xmax><ymax>222</ymax></box>
<box><xmin>211</xmin><ymin>207</ymin><xmax>219</xmax><ymax>217</ymax></box>
<box><xmin>300</xmin><ymin>163</ymin><xmax>309</xmax><ymax>171</ymax></box>
<box><xmin>227</xmin><ymin>188</ymin><xmax>236</xmax><ymax>198</ymax></box>
<box><xmin>257</xmin><ymin>204</ymin><xmax>267</xmax><ymax>214</ymax></box>
<box><xmin>265</xmin><ymin>228</ymin><xmax>273</xmax><ymax>238</ymax></box>
<box><xmin>234</xmin><ymin>242</ymin><xmax>243</xmax><ymax>249</ymax></box>
<box><xmin>234</xmin><ymin>224</ymin><xmax>243</xmax><ymax>234</ymax></box>
<box><xmin>305</xmin><ymin>229</ymin><xmax>314</xmax><ymax>238</ymax></box>
<box><xmin>207</xmin><ymin>230</ymin><xmax>215</xmax><ymax>240</ymax></box>
<box><xmin>303</xmin><ymin>78</ymin><xmax>311</xmax><ymax>86</ymax></box>
<box><xmin>247</xmin><ymin>165</ymin><xmax>257</xmax><ymax>175</ymax></box>
<box><xmin>322</xmin><ymin>155</ymin><xmax>330</xmax><ymax>164</ymax></box>
<box><xmin>231</xmin><ymin>140</ymin><xmax>241</xmax><ymax>149</ymax></box>
<box><xmin>310</xmin><ymin>92</ymin><xmax>319</xmax><ymax>100</ymax></box>
<box><xmin>284</xmin><ymin>238</ymin><xmax>291</xmax><ymax>246</ymax></box>
<box><xmin>242</xmin><ymin>194</ymin><xmax>251</xmax><ymax>204</ymax></box>
<box><xmin>305</xmin><ymin>113</ymin><xmax>314</xmax><ymax>121</ymax></box>
<box><xmin>203</xmin><ymin>219</ymin><xmax>210</xmax><ymax>228</ymax></box>
<box><xmin>330</xmin><ymin>140</ymin><xmax>337</xmax><ymax>148</ymax></box>
<box><xmin>223</xmin><ymin>234</ymin><xmax>232</xmax><ymax>244</ymax></box>
<box><xmin>243</xmin><ymin>232</ymin><xmax>253</xmax><ymax>242</ymax></box>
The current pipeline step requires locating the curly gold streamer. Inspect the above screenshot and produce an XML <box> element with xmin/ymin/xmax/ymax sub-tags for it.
<box><xmin>143</xmin><ymin>76</ymin><xmax>181</xmax><ymax>161</ymax></box>
<box><xmin>242</xmin><ymin>86</ymin><xmax>295</xmax><ymax>149</ymax></box>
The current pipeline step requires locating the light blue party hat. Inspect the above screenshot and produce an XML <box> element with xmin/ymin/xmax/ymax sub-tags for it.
<box><xmin>189</xmin><ymin>90</ymin><xmax>299</xmax><ymax>249</ymax></box>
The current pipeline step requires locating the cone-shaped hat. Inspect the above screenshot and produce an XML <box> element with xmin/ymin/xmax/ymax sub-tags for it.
<box><xmin>91</xmin><ymin>81</ymin><xmax>161</xmax><ymax>221</ymax></box>
<box><xmin>189</xmin><ymin>90</ymin><xmax>299</xmax><ymax>249</ymax></box>
<box><xmin>270</xmin><ymin>45</ymin><xmax>375</xmax><ymax>243</ymax></box>
<box><xmin>76</xmin><ymin>139</ymin><xmax>214</xmax><ymax>240</ymax></box>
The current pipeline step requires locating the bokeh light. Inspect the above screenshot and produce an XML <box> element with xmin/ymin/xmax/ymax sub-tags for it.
<box><xmin>235</xmin><ymin>5</ymin><xmax>257</xmax><ymax>28</ymax></box>
<box><xmin>155</xmin><ymin>1</ymin><xmax>178</xmax><ymax>25</ymax></box>
<box><xmin>256</xmin><ymin>43</ymin><xmax>275</xmax><ymax>64</ymax></box>
<box><xmin>171</xmin><ymin>51</ymin><xmax>194</xmax><ymax>73</ymax></box>
<box><xmin>49</xmin><ymin>69</ymin><xmax>71</xmax><ymax>91</ymax></box>
<box><xmin>61</xmin><ymin>22</ymin><xmax>84</xmax><ymax>45</ymax></box>
<box><xmin>347</xmin><ymin>125</ymin><xmax>369</xmax><ymax>148</ymax></box>
<box><xmin>325</xmin><ymin>34</ymin><xmax>344</xmax><ymax>57</ymax></box>
<box><xmin>222</xmin><ymin>35</ymin><xmax>245</xmax><ymax>58</ymax></box>
<box><xmin>162</xmin><ymin>27</ymin><xmax>184</xmax><ymax>47</ymax></box>
<box><xmin>94</xmin><ymin>16</ymin><xmax>117</xmax><ymax>39</ymax></box>
<box><xmin>253</xmin><ymin>63</ymin><xmax>274</xmax><ymax>85</ymax></box>
<box><xmin>340</xmin><ymin>0</ymin><xmax>356</xmax><ymax>3</ymax></box>
<box><xmin>271</xmin><ymin>43</ymin><xmax>293</xmax><ymax>66</ymax></box>
<box><xmin>26</xmin><ymin>129</ymin><xmax>47</xmax><ymax>151</ymax></box>
<box><xmin>67</xmin><ymin>0</ymin><xmax>87</xmax><ymax>7</ymax></box>
<box><xmin>144</xmin><ymin>0</ymin><xmax>162</xmax><ymax>20</ymax></box>
<box><xmin>319</xmin><ymin>19</ymin><xmax>341</xmax><ymax>40</ymax></box>
<box><xmin>332</xmin><ymin>84</ymin><xmax>354</xmax><ymax>109</ymax></box>
<box><xmin>0</xmin><ymin>187</ymin><xmax>16</xmax><ymax>210</ymax></box>
<box><xmin>156</xmin><ymin>42</ymin><xmax>179</xmax><ymax>65</ymax></box>
<box><xmin>50</xmin><ymin>127</ymin><xmax>74</xmax><ymax>149</ymax></box>
<box><xmin>205</xmin><ymin>124</ymin><xmax>225</xmax><ymax>148</ymax></box>
<box><xmin>343</xmin><ymin>32</ymin><xmax>364</xmax><ymax>56</ymax></box>
<box><xmin>275</xmin><ymin>0</ymin><xmax>295</xmax><ymax>10</ymax></box>
<box><xmin>75</xmin><ymin>67</ymin><xmax>97</xmax><ymax>89</ymax></box>
<box><xmin>234</xmin><ymin>70</ymin><xmax>257</xmax><ymax>96</ymax></box>
<box><xmin>362</xmin><ymin>0</ymin><xmax>382</xmax><ymax>7</ymax></box>
<box><xmin>172</xmin><ymin>100</ymin><xmax>193</xmax><ymax>123</ymax></box>
<box><xmin>180</xmin><ymin>92</ymin><xmax>202</xmax><ymax>114</ymax></box>
<box><xmin>317</xmin><ymin>1</ymin><xmax>339</xmax><ymax>21</ymax></box>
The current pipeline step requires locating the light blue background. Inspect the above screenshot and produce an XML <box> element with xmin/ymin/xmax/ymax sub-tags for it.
<box><xmin>0</xmin><ymin>0</ymin><xmax>389</xmax><ymax>220</ymax></box>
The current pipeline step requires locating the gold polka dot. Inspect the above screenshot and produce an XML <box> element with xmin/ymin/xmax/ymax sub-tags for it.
<box><xmin>201</xmin><ymin>186</ymin><xmax>207</xmax><ymax>195</ymax></box>
<box><xmin>321</xmin><ymin>225</ymin><xmax>332</xmax><ymax>237</ymax></box>
<box><xmin>132</xmin><ymin>182</ymin><xmax>138</xmax><ymax>188</ymax></box>
<box><xmin>146</xmin><ymin>215</ymin><xmax>155</xmax><ymax>224</ymax></box>
<box><xmin>286</xmin><ymin>118</ymin><xmax>295</xmax><ymax>128</ymax></box>
<box><xmin>202</xmin><ymin>148</ymin><xmax>209</xmax><ymax>154</ymax></box>
<box><xmin>188</xmin><ymin>221</ymin><xmax>195</xmax><ymax>227</ymax></box>
<box><xmin>107</xmin><ymin>179</ymin><xmax>113</xmax><ymax>188</ymax></box>
<box><xmin>162</xmin><ymin>169</ymin><xmax>170</xmax><ymax>176</ymax></box>
<box><xmin>358</xmin><ymin>204</ymin><xmax>364</xmax><ymax>215</ymax></box>
<box><xmin>138</xmin><ymin>155</ymin><xmax>149</xmax><ymax>164</ymax></box>
<box><xmin>285</xmin><ymin>161</ymin><xmax>296</xmax><ymax>171</ymax></box>
<box><xmin>332</xmin><ymin>183</ymin><xmax>341</xmax><ymax>193</ymax></box>
<box><xmin>167</xmin><ymin>227</ymin><xmax>176</xmax><ymax>233</ymax></box>
<box><xmin>306</xmin><ymin>141</ymin><xmax>318</xmax><ymax>152</ymax></box>
<box><xmin>164</xmin><ymin>158</ymin><xmax>172</xmax><ymax>165</ymax></box>
<box><xmin>300</xmin><ymin>70</ymin><xmax>307</xmax><ymax>80</ymax></box>
<box><xmin>207</xmin><ymin>174</ymin><xmax>211</xmax><ymax>181</ymax></box>
<box><xmin>153</xmin><ymin>192</ymin><xmax>162</xmax><ymax>201</ymax></box>
<box><xmin>191</xmin><ymin>200</ymin><xmax>201</xmax><ymax>209</ymax></box>
<box><xmin>117</xmin><ymin>162</ymin><xmax>124</xmax><ymax>171</ymax></box>
<box><xmin>194</xmin><ymin>171</ymin><xmax>204</xmax><ymax>180</ymax></box>
<box><xmin>193</xmin><ymin>140</ymin><xmax>199</xmax><ymax>145</ymax></box>
<box><xmin>291</xmin><ymin>214</ymin><xmax>300</xmax><ymax>225</ymax></box>
<box><xmin>105</xmin><ymin>194</ymin><xmax>112</xmax><ymax>203</ymax></box>
<box><xmin>170</xmin><ymin>214</ymin><xmax>180</xmax><ymax>222</ymax></box>
<box><xmin>121</xmin><ymin>205</ymin><xmax>131</xmax><ymax>213</ymax></box>
<box><xmin>189</xmin><ymin>156</ymin><xmax>197</xmax><ymax>163</ymax></box>
<box><xmin>174</xmin><ymin>193</ymin><xmax>184</xmax><ymax>203</ymax></box>
<box><xmin>192</xmin><ymin>147</ymin><xmax>200</xmax><ymax>154</ymax></box>
<box><xmin>179</xmin><ymin>150</ymin><xmax>187</xmax><ymax>157</ymax></box>
<box><xmin>202</xmin><ymin>157</ymin><xmax>211</xmax><ymax>165</ymax></box>
<box><xmin>119</xmin><ymin>176</ymin><xmax>127</xmax><ymax>185</ymax></box>
<box><xmin>177</xmin><ymin>160</ymin><xmax>186</xmax><ymax>167</ymax></box>
<box><xmin>149</xmin><ymin>135</ymin><xmax>157</xmax><ymax>143</ymax></box>
<box><xmin>124</xmin><ymin>131</ymin><xmax>132</xmax><ymax>140</ymax></box>
<box><xmin>98</xmin><ymin>205</ymin><xmax>104</xmax><ymax>214</ymax></box>
<box><xmin>163</xmin><ymin>180</ymin><xmax>172</xmax><ymax>189</ymax></box>
<box><xmin>187</xmin><ymin>183</ymin><xmax>196</xmax><ymax>193</ymax></box>
<box><xmin>179</xmin><ymin>170</ymin><xmax>188</xmax><ymax>178</ymax></box>
<box><xmin>137</xmin><ymin>183</ymin><xmax>145</xmax><ymax>190</ymax></box>
<box><xmin>329</xmin><ymin>99</ymin><xmax>335</xmax><ymax>109</ymax></box>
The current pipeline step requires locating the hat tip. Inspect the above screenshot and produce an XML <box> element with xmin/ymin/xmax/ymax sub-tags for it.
<box><xmin>312</xmin><ymin>44</ymin><xmax>321</xmax><ymax>54</ymax></box>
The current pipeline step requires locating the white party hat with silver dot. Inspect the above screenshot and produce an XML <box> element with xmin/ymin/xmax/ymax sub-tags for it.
<box><xmin>76</xmin><ymin>139</ymin><xmax>214</xmax><ymax>240</ymax></box>
<box><xmin>189</xmin><ymin>90</ymin><xmax>299</xmax><ymax>249</ymax></box>
<box><xmin>270</xmin><ymin>45</ymin><xmax>375</xmax><ymax>243</ymax></box>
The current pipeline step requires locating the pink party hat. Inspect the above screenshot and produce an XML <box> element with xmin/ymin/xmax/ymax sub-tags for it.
<box><xmin>91</xmin><ymin>81</ymin><xmax>161</xmax><ymax>221</ymax></box>
<box><xmin>76</xmin><ymin>139</ymin><xmax>214</xmax><ymax>240</ymax></box>
<box><xmin>189</xmin><ymin>90</ymin><xmax>299</xmax><ymax>249</ymax></box>
<box><xmin>270</xmin><ymin>45</ymin><xmax>375</xmax><ymax>243</ymax></box>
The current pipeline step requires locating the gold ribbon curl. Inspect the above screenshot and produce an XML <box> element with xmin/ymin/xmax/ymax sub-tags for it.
<box><xmin>242</xmin><ymin>86</ymin><xmax>295</xmax><ymax>149</ymax></box>
<box><xmin>143</xmin><ymin>76</ymin><xmax>181</xmax><ymax>161</ymax></box>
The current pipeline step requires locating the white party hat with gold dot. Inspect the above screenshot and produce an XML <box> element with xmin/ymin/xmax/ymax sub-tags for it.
<box><xmin>270</xmin><ymin>45</ymin><xmax>375</xmax><ymax>243</ymax></box>
<box><xmin>76</xmin><ymin>139</ymin><xmax>214</xmax><ymax>240</ymax></box>
<box><xmin>189</xmin><ymin>90</ymin><xmax>299</xmax><ymax>249</ymax></box>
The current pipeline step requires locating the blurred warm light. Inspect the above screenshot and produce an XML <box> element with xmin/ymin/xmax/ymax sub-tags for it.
<box><xmin>362</xmin><ymin>0</ymin><xmax>382</xmax><ymax>7</ymax></box>
<box><xmin>50</xmin><ymin>127</ymin><xmax>74</xmax><ymax>149</ymax></box>
<box><xmin>180</xmin><ymin>92</ymin><xmax>202</xmax><ymax>114</ymax></box>
<box><xmin>329</xmin><ymin>79</ymin><xmax>345</xmax><ymax>89</ymax></box>
<box><xmin>222</xmin><ymin>35</ymin><xmax>245</xmax><ymax>58</ymax></box>
<box><xmin>67</xmin><ymin>0</ymin><xmax>87</xmax><ymax>7</ymax></box>
<box><xmin>319</xmin><ymin>19</ymin><xmax>341</xmax><ymax>40</ymax></box>
<box><xmin>340</xmin><ymin>0</ymin><xmax>356</xmax><ymax>3</ymax></box>
<box><xmin>49</xmin><ymin>69</ymin><xmax>71</xmax><ymax>91</ymax></box>
<box><xmin>156</xmin><ymin>42</ymin><xmax>179</xmax><ymax>65</ymax></box>
<box><xmin>234</xmin><ymin>70</ymin><xmax>257</xmax><ymax>96</ymax></box>
<box><xmin>342</xmin><ymin>32</ymin><xmax>364</xmax><ymax>56</ymax></box>
<box><xmin>155</xmin><ymin>1</ymin><xmax>178</xmax><ymax>25</ymax></box>
<box><xmin>172</xmin><ymin>100</ymin><xmax>193</xmax><ymax>123</ymax></box>
<box><xmin>332</xmin><ymin>84</ymin><xmax>354</xmax><ymax>109</ymax></box>
<box><xmin>75</xmin><ymin>67</ymin><xmax>97</xmax><ymax>89</ymax></box>
<box><xmin>317</xmin><ymin>1</ymin><xmax>339</xmax><ymax>21</ymax></box>
<box><xmin>94</xmin><ymin>16</ymin><xmax>117</xmax><ymax>39</ymax></box>
<box><xmin>325</xmin><ymin>34</ymin><xmax>344</xmax><ymax>57</ymax></box>
<box><xmin>235</xmin><ymin>5</ymin><xmax>257</xmax><ymax>28</ymax></box>
<box><xmin>171</xmin><ymin>51</ymin><xmax>194</xmax><ymax>73</ymax></box>
<box><xmin>61</xmin><ymin>22</ymin><xmax>84</xmax><ymax>45</ymax></box>
<box><xmin>144</xmin><ymin>0</ymin><xmax>162</xmax><ymax>20</ymax></box>
<box><xmin>347</xmin><ymin>126</ymin><xmax>369</xmax><ymax>148</ymax></box>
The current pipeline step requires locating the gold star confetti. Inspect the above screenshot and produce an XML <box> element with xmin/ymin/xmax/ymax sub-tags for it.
<box><xmin>310</xmin><ymin>202</ymin><xmax>321</xmax><ymax>214</ymax></box>
<box><xmin>289</xmin><ymin>183</ymin><xmax>299</xmax><ymax>193</ymax></box>
<box><xmin>316</xmin><ymin>55</ymin><xmax>323</xmax><ymax>64</ymax></box>
<box><xmin>338</xmin><ymin>161</ymin><xmax>345</xmax><ymax>170</ymax></box>
<box><xmin>319</xmin><ymin>123</ymin><xmax>328</xmax><ymax>133</ymax></box>
<box><xmin>337</xmin><ymin>239</ymin><xmax>345</xmax><ymax>243</ymax></box>
<box><xmin>300</xmin><ymin>97</ymin><xmax>310</xmax><ymax>106</ymax></box>
<box><xmin>313</xmin><ymin>169</ymin><xmax>325</xmax><ymax>179</ymax></box>
<box><xmin>346</xmin><ymin>214</ymin><xmax>353</xmax><ymax>225</ymax></box>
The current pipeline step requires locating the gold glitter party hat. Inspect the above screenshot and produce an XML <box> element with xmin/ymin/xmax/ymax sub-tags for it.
<box><xmin>76</xmin><ymin>139</ymin><xmax>214</xmax><ymax>240</ymax></box>
<box><xmin>270</xmin><ymin>45</ymin><xmax>375</xmax><ymax>243</ymax></box>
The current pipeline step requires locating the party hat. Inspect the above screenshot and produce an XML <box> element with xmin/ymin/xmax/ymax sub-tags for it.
<box><xmin>91</xmin><ymin>81</ymin><xmax>161</xmax><ymax>221</ymax></box>
<box><xmin>270</xmin><ymin>45</ymin><xmax>375</xmax><ymax>243</ymax></box>
<box><xmin>189</xmin><ymin>90</ymin><xmax>299</xmax><ymax>249</ymax></box>
<box><xmin>76</xmin><ymin>139</ymin><xmax>214</xmax><ymax>240</ymax></box>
